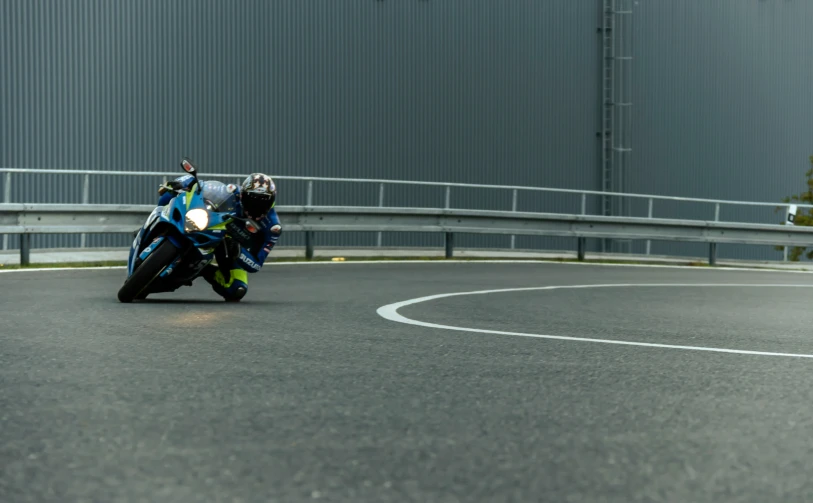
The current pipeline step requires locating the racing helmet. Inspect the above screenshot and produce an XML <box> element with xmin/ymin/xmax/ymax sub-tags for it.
<box><xmin>239</xmin><ymin>173</ymin><xmax>277</xmax><ymax>220</ymax></box>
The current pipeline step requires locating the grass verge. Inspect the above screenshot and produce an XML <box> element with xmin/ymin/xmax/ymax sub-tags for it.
<box><xmin>1</xmin><ymin>255</ymin><xmax>806</xmax><ymax>273</ymax></box>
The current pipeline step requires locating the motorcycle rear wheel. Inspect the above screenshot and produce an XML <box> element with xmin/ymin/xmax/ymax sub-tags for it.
<box><xmin>117</xmin><ymin>239</ymin><xmax>179</xmax><ymax>303</ymax></box>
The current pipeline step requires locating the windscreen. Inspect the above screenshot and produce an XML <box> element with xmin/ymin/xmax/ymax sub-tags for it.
<box><xmin>201</xmin><ymin>181</ymin><xmax>239</xmax><ymax>213</ymax></box>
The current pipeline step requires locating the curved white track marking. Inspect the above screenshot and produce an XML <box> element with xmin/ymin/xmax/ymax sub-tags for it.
<box><xmin>376</xmin><ymin>284</ymin><xmax>813</xmax><ymax>359</ymax></box>
<box><xmin>0</xmin><ymin>266</ymin><xmax>127</xmax><ymax>274</ymax></box>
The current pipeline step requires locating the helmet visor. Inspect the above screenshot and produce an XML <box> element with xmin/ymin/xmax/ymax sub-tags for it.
<box><xmin>242</xmin><ymin>191</ymin><xmax>275</xmax><ymax>220</ymax></box>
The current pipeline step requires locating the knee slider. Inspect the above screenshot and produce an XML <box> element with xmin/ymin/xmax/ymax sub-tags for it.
<box><xmin>233</xmin><ymin>285</ymin><xmax>247</xmax><ymax>300</ymax></box>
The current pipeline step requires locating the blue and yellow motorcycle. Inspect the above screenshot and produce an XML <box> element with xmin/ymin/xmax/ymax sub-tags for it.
<box><xmin>117</xmin><ymin>159</ymin><xmax>258</xmax><ymax>303</ymax></box>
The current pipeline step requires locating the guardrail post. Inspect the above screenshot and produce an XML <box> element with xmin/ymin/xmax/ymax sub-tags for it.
<box><xmin>305</xmin><ymin>232</ymin><xmax>314</xmax><ymax>260</ymax></box>
<box><xmin>377</xmin><ymin>183</ymin><xmax>384</xmax><ymax>247</ymax></box>
<box><xmin>80</xmin><ymin>174</ymin><xmax>90</xmax><ymax>248</ymax></box>
<box><xmin>305</xmin><ymin>181</ymin><xmax>314</xmax><ymax>260</ymax></box>
<box><xmin>510</xmin><ymin>189</ymin><xmax>517</xmax><ymax>249</ymax></box>
<box><xmin>646</xmin><ymin>198</ymin><xmax>653</xmax><ymax>255</ymax></box>
<box><xmin>709</xmin><ymin>202</ymin><xmax>720</xmax><ymax>266</ymax></box>
<box><xmin>580</xmin><ymin>193</ymin><xmax>588</xmax><ymax>259</ymax></box>
<box><xmin>20</xmin><ymin>234</ymin><xmax>30</xmax><ymax>266</ymax></box>
<box><xmin>2</xmin><ymin>171</ymin><xmax>10</xmax><ymax>250</ymax></box>
<box><xmin>444</xmin><ymin>187</ymin><xmax>452</xmax><ymax>258</ymax></box>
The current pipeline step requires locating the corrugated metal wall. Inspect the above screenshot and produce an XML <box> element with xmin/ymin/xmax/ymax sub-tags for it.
<box><xmin>1</xmin><ymin>0</ymin><xmax>601</xmax><ymax>253</ymax></box>
<box><xmin>627</xmin><ymin>0</ymin><xmax>813</xmax><ymax>261</ymax></box>
<box><xmin>3</xmin><ymin>1</ymin><xmax>812</xmax><ymax>261</ymax></box>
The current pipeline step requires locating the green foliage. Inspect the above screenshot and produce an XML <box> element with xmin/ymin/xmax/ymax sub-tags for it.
<box><xmin>775</xmin><ymin>156</ymin><xmax>813</xmax><ymax>261</ymax></box>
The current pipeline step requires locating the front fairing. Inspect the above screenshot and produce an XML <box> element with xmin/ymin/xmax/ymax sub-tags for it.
<box><xmin>162</xmin><ymin>186</ymin><xmax>234</xmax><ymax>249</ymax></box>
<box><xmin>126</xmin><ymin>183</ymin><xmax>237</xmax><ymax>277</ymax></box>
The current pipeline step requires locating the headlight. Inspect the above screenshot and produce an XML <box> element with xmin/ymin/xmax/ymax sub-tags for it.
<box><xmin>184</xmin><ymin>208</ymin><xmax>210</xmax><ymax>232</ymax></box>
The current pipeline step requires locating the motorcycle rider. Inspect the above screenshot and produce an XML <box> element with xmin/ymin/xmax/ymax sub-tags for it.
<box><xmin>157</xmin><ymin>171</ymin><xmax>282</xmax><ymax>301</ymax></box>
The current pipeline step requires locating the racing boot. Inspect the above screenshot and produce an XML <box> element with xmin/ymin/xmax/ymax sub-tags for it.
<box><xmin>200</xmin><ymin>263</ymin><xmax>245</xmax><ymax>301</ymax></box>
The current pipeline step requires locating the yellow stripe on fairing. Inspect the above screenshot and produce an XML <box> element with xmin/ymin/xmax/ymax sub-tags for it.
<box><xmin>186</xmin><ymin>185</ymin><xmax>197</xmax><ymax>210</ymax></box>
<box><xmin>208</xmin><ymin>219</ymin><xmax>231</xmax><ymax>231</ymax></box>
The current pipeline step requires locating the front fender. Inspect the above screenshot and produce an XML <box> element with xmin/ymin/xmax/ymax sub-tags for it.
<box><xmin>128</xmin><ymin>205</ymin><xmax>166</xmax><ymax>275</ymax></box>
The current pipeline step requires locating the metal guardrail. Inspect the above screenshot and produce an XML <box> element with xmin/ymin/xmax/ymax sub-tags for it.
<box><xmin>1</xmin><ymin>203</ymin><xmax>810</xmax><ymax>266</ymax></box>
<box><xmin>0</xmin><ymin>167</ymin><xmax>803</xmax><ymax>258</ymax></box>
<box><xmin>2</xmin><ymin>167</ymin><xmax>807</xmax><ymax>210</ymax></box>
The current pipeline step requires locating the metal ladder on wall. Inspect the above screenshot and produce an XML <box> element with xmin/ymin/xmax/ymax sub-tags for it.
<box><xmin>599</xmin><ymin>0</ymin><xmax>633</xmax><ymax>253</ymax></box>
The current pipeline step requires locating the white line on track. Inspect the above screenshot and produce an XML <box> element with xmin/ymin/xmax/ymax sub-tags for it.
<box><xmin>2</xmin><ymin>259</ymin><xmax>813</xmax><ymax>274</ymax></box>
<box><xmin>0</xmin><ymin>266</ymin><xmax>127</xmax><ymax>274</ymax></box>
<box><xmin>376</xmin><ymin>283</ymin><xmax>813</xmax><ymax>359</ymax></box>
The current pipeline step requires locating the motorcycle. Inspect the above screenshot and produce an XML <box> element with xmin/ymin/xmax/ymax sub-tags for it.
<box><xmin>117</xmin><ymin>158</ymin><xmax>259</xmax><ymax>303</ymax></box>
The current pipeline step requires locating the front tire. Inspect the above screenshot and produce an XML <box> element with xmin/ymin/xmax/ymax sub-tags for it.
<box><xmin>117</xmin><ymin>239</ymin><xmax>179</xmax><ymax>303</ymax></box>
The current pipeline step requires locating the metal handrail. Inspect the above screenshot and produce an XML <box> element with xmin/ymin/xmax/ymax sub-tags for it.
<box><xmin>0</xmin><ymin>167</ymin><xmax>807</xmax><ymax>209</ymax></box>
<box><xmin>1</xmin><ymin>203</ymin><xmax>809</xmax><ymax>266</ymax></box>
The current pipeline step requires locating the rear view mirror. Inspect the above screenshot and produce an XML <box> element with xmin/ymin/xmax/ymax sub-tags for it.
<box><xmin>180</xmin><ymin>157</ymin><xmax>202</xmax><ymax>194</ymax></box>
<box><xmin>181</xmin><ymin>158</ymin><xmax>197</xmax><ymax>175</ymax></box>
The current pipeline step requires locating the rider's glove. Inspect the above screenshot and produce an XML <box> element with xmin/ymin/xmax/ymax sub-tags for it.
<box><xmin>157</xmin><ymin>175</ymin><xmax>194</xmax><ymax>195</ymax></box>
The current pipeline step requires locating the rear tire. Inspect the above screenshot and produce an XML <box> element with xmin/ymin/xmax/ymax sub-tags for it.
<box><xmin>117</xmin><ymin>239</ymin><xmax>179</xmax><ymax>303</ymax></box>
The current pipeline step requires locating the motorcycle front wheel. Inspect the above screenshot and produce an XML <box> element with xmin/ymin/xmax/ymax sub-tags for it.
<box><xmin>117</xmin><ymin>238</ymin><xmax>179</xmax><ymax>303</ymax></box>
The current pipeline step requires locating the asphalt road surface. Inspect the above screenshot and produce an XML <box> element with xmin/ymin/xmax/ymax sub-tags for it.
<box><xmin>4</xmin><ymin>261</ymin><xmax>813</xmax><ymax>502</ymax></box>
